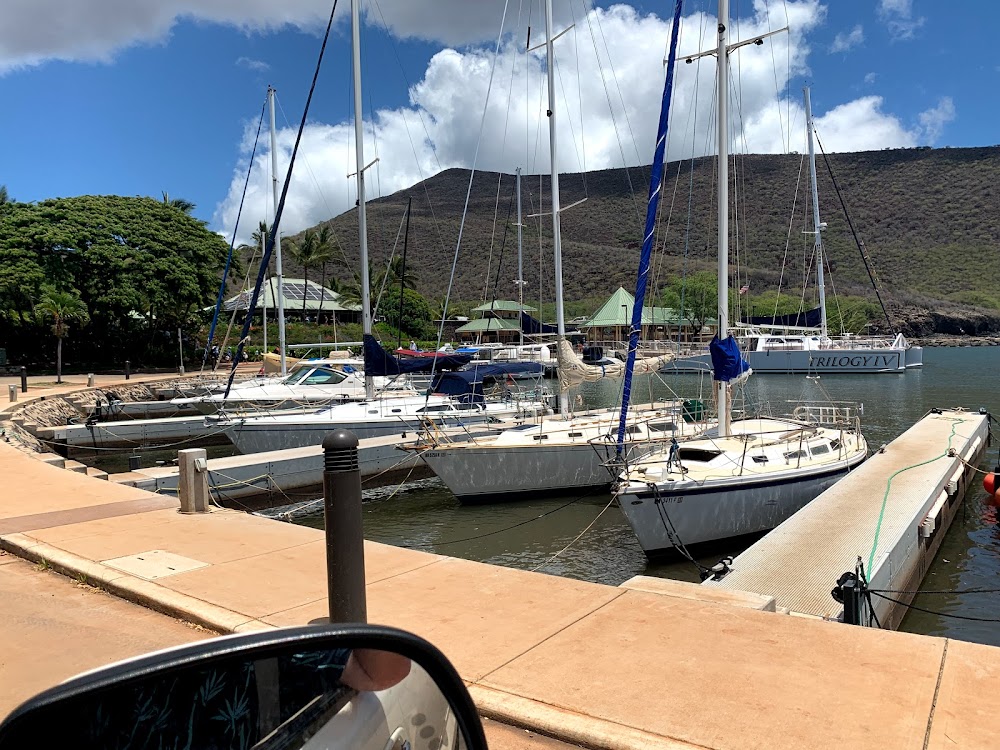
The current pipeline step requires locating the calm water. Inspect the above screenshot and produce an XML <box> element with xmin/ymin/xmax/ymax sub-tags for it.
<box><xmin>285</xmin><ymin>347</ymin><xmax>1000</xmax><ymax>645</ymax></box>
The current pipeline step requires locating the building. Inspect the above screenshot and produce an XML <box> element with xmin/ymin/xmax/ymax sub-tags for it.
<box><xmin>581</xmin><ymin>287</ymin><xmax>715</xmax><ymax>345</ymax></box>
<box><xmin>454</xmin><ymin>301</ymin><xmax>537</xmax><ymax>343</ymax></box>
<box><xmin>222</xmin><ymin>278</ymin><xmax>361</xmax><ymax>324</ymax></box>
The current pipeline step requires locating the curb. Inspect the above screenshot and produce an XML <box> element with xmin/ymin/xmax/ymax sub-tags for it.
<box><xmin>0</xmin><ymin>533</ymin><xmax>273</xmax><ymax>635</ymax></box>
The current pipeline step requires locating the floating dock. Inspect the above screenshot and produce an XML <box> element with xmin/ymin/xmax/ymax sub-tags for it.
<box><xmin>108</xmin><ymin>422</ymin><xmax>513</xmax><ymax>506</ymax></box>
<box><xmin>706</xmin><ymin>408</ymin><xmax>989</xmax><ymax>628</ymax></box>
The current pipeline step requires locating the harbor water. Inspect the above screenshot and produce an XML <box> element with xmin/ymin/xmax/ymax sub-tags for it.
<box><xmin>282</xmin><ymin>346</ymin><xmax>1000</xmax><ymax>645</ymax></box>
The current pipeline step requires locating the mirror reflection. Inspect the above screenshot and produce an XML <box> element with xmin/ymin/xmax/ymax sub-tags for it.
<box><xmin>13</xmin><ymin>647</ymin><xmax>465</xmax><ymax>750</ymax></box>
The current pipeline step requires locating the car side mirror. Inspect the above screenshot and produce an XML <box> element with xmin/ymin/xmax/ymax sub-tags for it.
<box><xmin>0</xmin><ymin>624</ymin><xmax>486</xmax><ymax>750</ymax></box>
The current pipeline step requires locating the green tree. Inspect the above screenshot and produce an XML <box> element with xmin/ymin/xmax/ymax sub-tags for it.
<box><xmin>660</xmin><ymin>271</ymin><xmax>718</xmax><ymax>335</ymax></box>
<box><xmin>0</xmin><ymin>185</ymin><xmax>9</xmax><ymax>205</ymax></box>
<box><xmin>34</xmin><ymin>286</ymin><xmax>89</xmax><ymax>383</ymax></box>
<box><xmin>381</xmin><ymin>287</ymin><xmax>433</xmax><ymax>339</ymax></box>
<box><xmin>287</xmin><ymin>229</ymin><xmax>335</xmax><ymax>317</ymax></box>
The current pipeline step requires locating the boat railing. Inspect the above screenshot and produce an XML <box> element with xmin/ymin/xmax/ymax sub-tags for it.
<box><xmin>787</xmin><ymin>400</ymin><xmax>863</xmax><ymax>429</ymax></box>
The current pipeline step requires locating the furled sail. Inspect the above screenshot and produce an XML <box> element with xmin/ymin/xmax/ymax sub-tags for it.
<box><xmin>556</xmin><ymin>340</ymin><xmax>672</xmax><ymax>391</ymax></box>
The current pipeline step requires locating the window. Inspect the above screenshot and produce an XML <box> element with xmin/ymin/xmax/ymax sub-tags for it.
<box><xmin>784</xmin><ymin>450</ymin><xmax>807</xmax><ymax>460</ymax></box>
<box><xmin>677</xmin><ymin>448</ymin><xmax>722</xmax><ymax>462</ymax></box>
<box><xmin>751</xmin><ymin>455</ymin><xmax>768</xmax><ymax>464</ymax></box>
<box><xmin>532</xmin><ymin>434</ymin><xmax>549</xmax><ymax>441</ymax></box>
<box><xmin>567</xmin><ymin>432</ymin><xmax>583</xmax><ymax>438</ymax></box>
<box><xmin>830</xmin><ymin>439</ymin><xmax>842</xmax><ymax>451</ymax></box>
<box><xmin>300</xmin><ymin>368</ymin><xmax>348</xmax><ymax>385</ymax></box>
<box><xmin>810</xmin><ymin>443</ymin><xmax>831</xmax><ymax>455</ymax></box>
<box><xmin>417</xmin><ymin>405</ymin><xmax>454</xmax><ymax>413</ymax></box>
<box><xmin>648</xmin><ymin>421</ymin><xmax>677</xmax><ymax>432</ymax></box>
<box><xmin>626</xmin><ymin>425</ymin><xmax>643</xmax><ymax>434</ymax></box>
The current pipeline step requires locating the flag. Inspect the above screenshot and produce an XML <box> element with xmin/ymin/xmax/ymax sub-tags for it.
<box><xmin>738</xmin><ymin>284</ymin><xmax>750</xmax><ymax>295</ymax></box>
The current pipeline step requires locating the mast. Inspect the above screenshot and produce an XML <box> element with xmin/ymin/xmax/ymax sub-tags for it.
<box><xmin>716</xmin><ymin>0</ymin><xmax>730</xmax><ymax>436</ymax></box>
<box><xmin>544</xmin><ymin>0</ymin><xmax>569</xmax><ymax>415</ymax></box>
<box><xmin>267</xmin><ymin>86</ymin><xmax>288</xmax><ymax>376</ymax></box>
<box><xmin>515</xmin><ymin>167</ymin><xmax>525</xmax><ymax>348</ymax></box>
<box><xmin>351</xmin><ymin>0</ymin><xmax>374</xmax><ymax>400</ymax></box>
<box><xmin>804</xmin><ymin>86</ymin><xmax>828</xmax><ymax>339</ymax></box>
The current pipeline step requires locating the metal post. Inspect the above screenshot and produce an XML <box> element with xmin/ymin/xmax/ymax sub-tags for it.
<box><xmin>716</xmin><ymin>0</ymin><xmax>730</xmax><ymax>437</ymax></box>
<box><xmin>803</xmin><ymin>87</ymin><xmax>828</xmax><ymax>339</ymax></box>
<box><xmin>8</xmin><ymin>385</ymin><xmax>16</xmax><ymax>403</ymax></box>
<box><xmin>842</xmin><ymin>578</ymin><xmax>861</xmax><ymax>625</ymax></box>
<box><xmin>322</xmin><ymin>430</ymin><xmax>367</xmax><ymax>623</ymax></box>
<box><xmin>268</xmin><ymin>86</ymin><xmax>288</xmax><ymax>377</ymax></box>
<box><xmin>125</xmin><ymin>361</ymin><xmax>131</xmax><ymax>380</ymax></box>
<box><xmin>87</xmin><ymin>373</ymin><xmax>95</xmax><ymax>387</ymax></box>
<box><xmin>20</xmin><ymin>366</ymin><xmax>27</xmax><ymax>393</ymax></box>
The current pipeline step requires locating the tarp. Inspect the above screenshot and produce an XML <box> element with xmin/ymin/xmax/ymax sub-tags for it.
<box><xmin>431</xmin><ymin>362</ymin><xmax>544</xmax><ymax>403</ymax></box>
<box><xmin>748</xmin><ymin>307</ymin><xmax>822</xmax><ymax>328</ymax></box>
<box><xmin>363</xmin><ymin>334</ymin><xmax>470</xmax><ymax>376</ymax></box>
<box><xmin>520</xmin><ymin>312</ymin><xmax>560</xmax><ymax>335</ymax></box>
<box><xmin>709</xmin><ymin>335</ymin><xmax>751</xmax><ymax>382</ymax></box>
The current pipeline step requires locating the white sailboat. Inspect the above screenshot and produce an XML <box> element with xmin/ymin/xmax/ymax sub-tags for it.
<box><xmin>615</xmin><ymin>1</ymin><xmax>869</xmax><ymax>558</ymax></box>
<box><xmin>666</xmin><ymin>87</ymin><xmax>921</xmax><ymax>375</ymax></box>
<box><xmin>418</xmin><ymin>0</ymin><xmax>696</xmax><ymax>503</ymax></box>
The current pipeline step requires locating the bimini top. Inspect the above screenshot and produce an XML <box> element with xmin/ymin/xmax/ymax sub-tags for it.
<box><xmin>431</xmin><ymin>362</ymin><xmax>543</xmax><ymax>403</ymax></box>
<box><xmin>363</xmin><ymin>334</ymin><xmax>471</xmax><ymax>376</ymax></box>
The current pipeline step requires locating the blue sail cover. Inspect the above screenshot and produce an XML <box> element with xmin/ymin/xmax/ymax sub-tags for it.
<box><xmin>520</xmin><ymin>312</ymin><xmax>560</xmax><ymax>335</ymax></box>
<box><xmin>615</xmin><ymin>0</ymin><xmax>684</xmax><ymax>457</ymax></box>
<box><xmin>431</xmin><ymin>362</ymin><xmax>543</xmax><ymax>404</ymax></box>
<box><xmin>709</xmin><ymin>335</ymin><xmax>751</xmax><ymax>382</ymax></box>
<box><xmin>363</xmin><ymin>334</ymin><xmax>471</xmax><ymax>376</ymax></box>
<box><xmin>748</xmin><ymin>307</ymin><xmax>822</xmax><ymax>328</ymax></box>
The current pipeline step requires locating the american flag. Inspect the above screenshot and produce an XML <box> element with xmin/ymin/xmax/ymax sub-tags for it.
<box><xmin>738</xmin><ymin>284</ymin><xmax>750</xmax><ymax>295</ymax></box>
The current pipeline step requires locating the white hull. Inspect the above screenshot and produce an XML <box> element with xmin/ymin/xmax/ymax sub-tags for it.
<box><xmin>618</xmin><ymin>450</ymin><xmax>866</xmax><ymax>557</ymax></box>
<box><xmin>665</xmin><ymin>346</ymin><xmax>910</xmax><ymax>374</ymax></box>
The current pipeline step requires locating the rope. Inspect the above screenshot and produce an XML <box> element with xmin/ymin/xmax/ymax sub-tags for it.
<box><xmin>869</xmin><ymin>591</ymin><xmax>1000</xmax><ymax>623</ymax></box>
<box><xmin>531</xmin><ymin>495</ymin><xmax>617</xmax><ymax>573</ymax></box>
<box><xmin>873</xmin><ymin>586</ymin><xmax>1000</xmax><ymax>596</ymax></box>
<box><xmin>866</xmin><ymin>417</ymin><xmax>963</xmax><ymax>573</ymax></box>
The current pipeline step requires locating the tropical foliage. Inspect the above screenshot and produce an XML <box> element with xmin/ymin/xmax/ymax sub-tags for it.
<box><xmin>34</xmin><ymin>286</ymin><xmax>89</xmax><ymax>382</ymax></box>
<box><xmin>0</xmin><ymin>195</ymin><xmax>229</xmax><ymax>369</ymax></box>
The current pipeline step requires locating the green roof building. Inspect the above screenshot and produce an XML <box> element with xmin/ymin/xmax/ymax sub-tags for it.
<box><xmin>456</xmin><ymin>300</ymin><xmax>536</xmax><ymax>342</ymax></box>
<box><xmin>582</xmin><ymin>287</ymin><xmax>715</xmax><ymax>343</ymax></box>
<box><xmin>222</xmin><ymin>278</ymin><xmax>360</xmax><ymax>321</ymax></box>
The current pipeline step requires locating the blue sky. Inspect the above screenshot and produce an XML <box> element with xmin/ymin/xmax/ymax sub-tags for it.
<box><xmin>0</xmin><ymin>0</ymin><xmax>986</xmax><ymax>239</ymax></box>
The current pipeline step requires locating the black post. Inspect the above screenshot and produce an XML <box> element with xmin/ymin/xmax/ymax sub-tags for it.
<box><xmin>322</xmin><ymin>430</ymin><xmax>367</xmax><ymax>623</ymax></box>
<box><xmin>20</xmin><ymin>366</ymin><xmax>28</xmax><ymax>393</ymax></box>
<box><xmin>125</xmin><ymin>360</ymin><xmax>131</xmax><ymax>380</ymax></box>
<box><xmin>128</xmin><ymin>454</ymin><xmax>141</xmax><ymax>471</ymax></box>
<box><xmin>842</xmin><ymin>578</ymin><xmax>861</xmax><ymax>625</ymax></box>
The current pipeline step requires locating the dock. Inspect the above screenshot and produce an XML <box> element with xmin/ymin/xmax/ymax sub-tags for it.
<box><xmin>706</xmin><ymin>408</ymin><xmax>989</xmax><ymax>628</ymax></box>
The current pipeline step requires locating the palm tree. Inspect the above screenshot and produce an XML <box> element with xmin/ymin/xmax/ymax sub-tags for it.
<box><xmin>288</xmin><ymin>230</ymin><xmax>335</xmax><ymax>318</ymax></box>
<box><xmin>0</xmin><ymin>185</ymin><xmax>9</xmax><ymax>205</ymax></box>
<box><xmin>161</xmin><ymin>191</ymin><xmax>195</xmax><ymax>214</ymax></box>
<box><xmin>34</xmin><ymin>287</ymin><xmax>89</xmax><ymax>384</ymax></box>
<box><xmin>376</xmin><ymin>255</ymin><xmax>418</xmax><ymax>291</ymax></box>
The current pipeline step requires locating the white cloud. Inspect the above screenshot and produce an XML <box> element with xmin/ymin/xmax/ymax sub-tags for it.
<box><xmin>236</xmin><ymin>56</ymin><xmax>269</xmax><ymax>72</ymax></box>
<box><xmin>213</xmin><ymin>1</ymin><xmax>828</xmax><ymax>241</ymax></box>
<box><xmin>830</xmin><ymin>24</ymin><xmax>863</xmax><ymax>53</ymax></box>
<box><xmin>864</xmin><ymin>72</ymin><xmax>877</xmax><ymax>85</ymax></box>
<box><xmin>918</xmin><ymin>97</ymin><xmax>956</xmax><ymax>144</ymax></box>
<box><xmin>809</xmin><ymin>96</ymin><xmax>918</xmax><ymax>151</ymax></box>
<box><xmin>877</xmin><ymin>0</ymin><xmax>924</xmax><ymax>41</ymax></box>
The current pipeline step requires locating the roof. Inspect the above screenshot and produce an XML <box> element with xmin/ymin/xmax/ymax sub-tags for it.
<box><xmin>470</xmin><ymin>300</ymin><xmax>537</xmax><ymax>313</ymax></box>
<box><xmin>455</xmin><ymin>318</ymin><xmax>522</xmax><ymax>333</ymax></box>
<box><xmin>222</xmin><ymin>278</ymin><xmax>360</xmax><ymax>313</ymax></box>
<box><xmin>582</xmin><ymin>287</ymin><xmax>716</xmax><ymax>327</ymax></box>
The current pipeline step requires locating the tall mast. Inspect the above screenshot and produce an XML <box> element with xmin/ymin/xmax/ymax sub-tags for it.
<box><xmin>716</xmin><ymin>0</ymin><xmax>730</xmax><ymax>436</ymax></box>
<box><xmin>804</xmin><ymin>86</ymin><xmax>828</xmax><ymax>339</ymax></box>
<box><xmin>267</xmin><ymin>86</ymin><xmax>288</xmax><ymax>376</ymax></box>
<box><xmin>515</xmin><ymin>167</ymin><xmax>525</xmax><ymax>348</ymax></box>
<box><xmin>351</xmin><ymin>0</ymin><xmax>374</xmax><ymax>400</ymax></box>
<box><xmin>544</xmin><ymin>0</ymin><xmax>569</xmax><ymax>415</ymax></box>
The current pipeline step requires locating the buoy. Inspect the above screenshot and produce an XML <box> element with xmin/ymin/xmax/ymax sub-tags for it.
<box><xmin>985</xmin><ymin>471</ymin><xmax>999</xmax><ymax>498</ymax></box>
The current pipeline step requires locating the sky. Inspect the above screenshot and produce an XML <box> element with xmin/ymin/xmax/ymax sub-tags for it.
<box><xmin>0</xmin><ymin>0</ymin><xmax>988</xmax><ymax>244</ymax></box>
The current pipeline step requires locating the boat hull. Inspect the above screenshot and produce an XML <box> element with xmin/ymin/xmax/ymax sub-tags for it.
<box><xmin>617</xmin><ymin>454</ymin><xmax>865</xmax><ymax>558</ymax></box>
<box><xmin>664</xmin><ymin>347</ymin><xmax>908</xmax><ymax>374</ymax></box>
<box><xmin>420</xmin><ymin>442</ymin><xmax>618</xmax><ymax>503</ymax></box>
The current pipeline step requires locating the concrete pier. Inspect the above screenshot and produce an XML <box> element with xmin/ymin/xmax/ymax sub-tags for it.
<box><xmin>3</xmin><ymin>435</ymin><xmax>1000</xmax><ymax>749</ymax></box>
<box><xmin>707</xmin><ymin>408</ymin><xmax>989</xmax><ymax>628</ymax></box>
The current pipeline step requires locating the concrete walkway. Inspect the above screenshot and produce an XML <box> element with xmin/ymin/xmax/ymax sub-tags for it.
<box><xmin>1</xmin><ymin>439</ymin><xmax>997</xmax><ymax>749</ymax></box>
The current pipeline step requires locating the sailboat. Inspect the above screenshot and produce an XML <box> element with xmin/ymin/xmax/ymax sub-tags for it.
<box><xmin>216</xmin><ymin>0</ymin><xmax>548</xmax><ymax>455</ymax></box>
<box><xmin>666</xmin><ymin>87</ymin><xmax>921</xmax><ymax>375</ymax></box>
<box><xmin>416</xmin><ymin>0</ymin><xmax>705</xmax><ymax>503</ymax></box>
<box><xmin>614</xmin><ymin>0</ymin><xmax>868</xmax><ymax>558</ymax></box>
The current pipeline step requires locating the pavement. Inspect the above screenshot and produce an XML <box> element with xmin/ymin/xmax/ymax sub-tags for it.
<box><xmin>2</xmin><ymin>404</ymin><xmax>1000</xmax><ymax>748</ymax></box>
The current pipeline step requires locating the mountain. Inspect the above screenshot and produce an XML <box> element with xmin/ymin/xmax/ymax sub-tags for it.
<box><xmin>285</xmin><ymin>145</ymin><xmax>1000</xmax><ymax>336</ymax></box>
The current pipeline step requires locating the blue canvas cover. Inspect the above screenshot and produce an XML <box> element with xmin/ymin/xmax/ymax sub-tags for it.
<box><xmin>520</xmin><ymin>312</ymin><xmax>560</xmax><ymax>335</ymax></box>
<box><xmin>431</xmin><ymin>362</ymin><xmax>543</xmax><ymax>404</ymax></box>
<box><xmin>363</xmin><ymin>334</ymin><xmax>471</xmax><ymax>376</ymax></box>
<box><xmin>709</xmin><ymin>335</ymin><xmax>751</xmax><ymax>382</ymax></box>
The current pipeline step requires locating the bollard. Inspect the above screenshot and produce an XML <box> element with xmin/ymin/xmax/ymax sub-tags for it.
<box><xmin>20</xmin><ymin>366</ymin><xmax>27</xmax><ymax>393</ymax></box>
<box><xmin>128</xmin><ymin>454</ymin><xmax>141</xmax><ymax>471</ymax></box>
<box><xmin>841</xmin><ymin>578</ymin><xmax>861</xmax><ymax>625</ymax></box>
<box><xmin>124</xmin><ymin>361</ymin><xmax>130</xmax><ymax>380</ymax></box>
<box><xmin>177</xmin><ymin>448</ymin><xmax>210</xmax><ymax>513</ymax></box>
<box><xmin>87</xmin><ymin>373</ymin><xmax>95</xmax><ymax>387</ymax></box>
<box><xmin>322</xmin><ymin>430</ymin><xmax>367</xmax><ymax>623</ymax></box>
<box><xmin>8</xmin><ymin>385</ymin><xmax>16</xmax><ymax>403</ymax></box>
